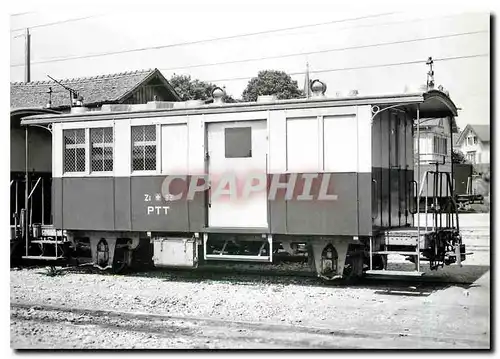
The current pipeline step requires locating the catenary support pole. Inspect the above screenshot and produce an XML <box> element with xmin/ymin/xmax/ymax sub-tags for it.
<box><xmin>416</xmin><ymin>106</ymin><xmax>420</xmax><ymax>273</ymax></box>
<box><xmin>25</xmin><ymin>127</ymin><xmax>29</xmax><ymax>256</ymax></box>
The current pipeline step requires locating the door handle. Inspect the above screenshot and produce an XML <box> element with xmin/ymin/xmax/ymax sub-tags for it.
<box><xmin>372</xmin><ymin>179</ymin><xmax>378</xmax><ymax>220</ymax></box>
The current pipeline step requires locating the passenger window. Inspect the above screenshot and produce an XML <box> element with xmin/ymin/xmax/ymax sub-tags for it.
<box><xmin>90</xmin><ymin>127</ymin><xmax>113</xmax><ymax>172</ymax></box>
<box><xmin>131</xmin><ymin>125</ymin><xmax>157</xmax><ymax>171</ymax></box>
<box><xmin>63</xmin><ymin>129</ymin><xmax>86</xmax><ymax>173</ymax></box>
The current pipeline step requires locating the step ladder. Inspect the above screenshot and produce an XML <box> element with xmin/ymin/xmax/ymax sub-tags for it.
<box><xmin>366</xmin><ymin>228</ymin><xmax>429</xmax><ymax>277</ymax></box>
<box><xmin>22</xmin><ymin>224</ymin><xmax>67</xmax><ymax>261</ymax></box>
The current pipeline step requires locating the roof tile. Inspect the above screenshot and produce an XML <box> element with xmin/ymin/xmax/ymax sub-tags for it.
<box><xmin>10</xmin><ymin>68</ymin><xmax>177</xmax><ymax>109</ymax></box>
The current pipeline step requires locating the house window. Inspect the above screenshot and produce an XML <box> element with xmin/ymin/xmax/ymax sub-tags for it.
<box><xmin>63</xmin><ymin>129</ymin><xmax>86</xmax><ymax>173</ymax></box>
<box><xmin>91</xmin><ymin>128</ymin><xmax>113</xmax><ymax>172</ymax></box>
<box><xmin>441</xmin><ymin>138</ymin><xmax>448</xmax><ymax>155</ymax></box>
<box><xmin>132</xmin><ymin>125</ymin><xmax>156</xmax><ymax>171</ymax></box>
<box><xmin>433</xmin><ymin>137</ymin><xmax>448</xmax><ymax>155</ymax></box>
<box><xmin>473</xmin><ymin>136</ymin><xmax>478</xmax><ymax>145</ymax></box>
<box><xmin>466</xmin><ymin>151</ymin><xmax>476</xmax><ymax>164</ymax></box>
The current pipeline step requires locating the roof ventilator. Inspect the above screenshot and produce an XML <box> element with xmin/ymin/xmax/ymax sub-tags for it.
<box><xmin>311</xmin><ymin>79</ymin><xmax>327</xmax><ymax>98</ymax></box>
<box><xmin>212</xmin><ymin>87</ymin><xmax>225</xmax><ymax>105</ymax></box>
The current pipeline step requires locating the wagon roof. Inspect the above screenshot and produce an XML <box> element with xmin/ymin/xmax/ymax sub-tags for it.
<box><xmin>21</xmin><ymin>89</ymin><xmax>458</xmax><ymax>126</ymax></box>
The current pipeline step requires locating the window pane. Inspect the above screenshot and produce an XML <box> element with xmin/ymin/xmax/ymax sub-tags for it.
<box><xmin>91</xmin><ymin>127</ymin><xmax>113</xmax><ymax>172</ymax></box>
<box><xmin>91</xmin><ymin>128</ymin><xmax>103</xmax><ymax>142</ymax></box>
<box><xmin>144</xmin><ymin>125</ymin><xmax>156</xmax><ymax>142</ymax></box>
<box><xmin>144</xmin><ymin>145</ymin><xmax>156</xmax><ymax>170</ymax></box>
<box><xmin>64</xmin><ymin>129</ymin><xmax>86</xmax><ymax>173</ymax></box>
<box><xmin>92</xmin><ymin>146</ymin><xmax>104</xmax><ymax>158</ymax></box>
<box><xmin>64</xmin><ymin>149</ymin><xmax>75</xmax><ymax>172</ymax></box>
<box><xmin>91</xmin><ymin>147</ymin><xmax>103</xmax><ymax>172</ymax></box>
<box><xmin>103</xmin><ymin>127</ymin><xmax>113</xmax><ymax>143</ymax></box>
<box><xmin>132</xmin><ymin>146</ymin><xmax>144</xmax><ymax>171</ymax></box>
<box><xmin>225</xmin><ymin>127</ymin><xmax>252</xmax><ymax>158</ymax></box>
<box><xmin>132</xmin><ymin>158</ymin><xmax>144</xmax><ymax>171</ymax></box>
<box><xmin>131</xmin><ymin>126</ymin><xmax>156</xmax><ymax>171</ymax></box>
<box><xmin>75</xmin><ymin>129</ymin><xmax>86</xmax><ymax>144</ymax></box>
<box><xmin>92</xmin><ymin>159</ymin><xmax>103</xmax><ymax>172</ymax></box>
<box><xmin>75</xmin><ymin>148</ymin><xmax>86</xmax><ymax>172</ymax></box>
<box><xmin>103</xmin><ymin>147</ymin><xmax>113</xmax><ymax>171</ymax></box>
<box><xmin>64</xmin><ymin>130</ymin><xmax>75</xmax><ymax>145</ymax></box>
<box><xmin>132</xmin><ymin>126</ymin><xmax>143</xmax><ymax>143</ymax></box>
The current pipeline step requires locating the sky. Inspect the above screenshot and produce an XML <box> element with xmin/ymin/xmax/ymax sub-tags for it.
<box><xmin>9</xmin><ymin>6</ymin><xmax>490</xmax><ymax>130</ymax></box>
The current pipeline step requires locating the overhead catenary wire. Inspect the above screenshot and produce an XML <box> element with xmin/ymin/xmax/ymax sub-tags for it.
<box><xmin>196</xmin><ymin>53</ymin><xmax>490</xmax><ymax>84</ymax></box>
<box><xmin>10</xmin><ymin>12</ymin><xmax>35</xmax><ymax>17</ymax></box>
<box><xmin>16</xmin><ymin>53</ymin><xmax>488</xmax><ymax>90</ymax></box>
<box><xmin>12</xmin><ymin>13</ymin><xmax>482</xmax><ymax>68</ymax></box>
<box><xmin>10</xmin><ymin>13</ymin><xmax>107</xmax><ymax>32</ymax></box>
<box><xmin>10</xmin><ymin>12</ymin><xmax>397</xmax><ymax>66</ymax></box>
<box><xmin>10</xmin><ymin>27</ymin><xmax>488</xmax><ymax>70</ymax></box>
<box><xmin>10</xmin><ymin>12</ymin><xmax>487</xmax><ymax>68</ymax></box>
<box><xmin>157</xmin><ymin>30</ymin><xmax>487</xmax><ymax>72</ymax></box>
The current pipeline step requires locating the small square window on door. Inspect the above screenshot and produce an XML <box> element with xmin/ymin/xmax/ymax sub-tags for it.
<box><xmin>225</xmin><ymin>127</ymin><xmax>252</xmax><ymax>158</ymax></box>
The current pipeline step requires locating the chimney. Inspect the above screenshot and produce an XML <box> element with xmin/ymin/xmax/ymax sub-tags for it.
<box><xmin>46</xmin><ymin>87</ymin><xmax>52</xmax><ymax>108</ymax></box>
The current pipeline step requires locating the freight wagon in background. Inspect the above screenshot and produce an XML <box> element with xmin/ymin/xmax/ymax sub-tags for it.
<box><xmin>16</xmin><ymin>77</ymin><xmax>467</xmax><ymax>281</ymax></box>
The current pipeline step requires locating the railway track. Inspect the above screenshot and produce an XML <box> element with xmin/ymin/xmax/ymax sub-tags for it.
<box><xmin>11</xmin><ymin>301</ymin><xmax>489</xmax><ymax>349</ymax></box>
<box><xmin>11</xmin><ymin>258</ymin><xmax>488</xmax><ymax>291</ymax></box>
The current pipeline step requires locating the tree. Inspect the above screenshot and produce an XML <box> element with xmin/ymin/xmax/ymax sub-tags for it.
<box><xmin>452</xmin><ymin>149</ymin><xmax>467</xmax><ymax>164</ymax></box>
<box><xmin>241</xmin><ymin>70</ymin><xmax>304</xmax><ymax>102</ymax></box>
<box><xmin>169</xmin><ymin>74</ymin><xmax>236</xmax><ymax>103</ymax></box>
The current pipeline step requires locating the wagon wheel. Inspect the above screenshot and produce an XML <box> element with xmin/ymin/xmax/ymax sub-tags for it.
<box><xmin>112</xmin><ymin>247</ymin><xmax>130</xmax><ymax>274</ymax></box>
<box><xmin>96</xmin><ymin>239</ymin><xmax>110</xmax><ymax>268</ymax></box>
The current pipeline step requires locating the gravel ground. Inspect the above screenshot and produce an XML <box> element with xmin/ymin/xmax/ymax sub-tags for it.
<box><xmin>10</xmin><ymin>214</ymin><xmax>490</xmax><ymax>349</ymax></box>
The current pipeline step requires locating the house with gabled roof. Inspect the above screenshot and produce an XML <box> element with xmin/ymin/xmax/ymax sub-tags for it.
<box><xmin>10</xmin><ymin>68</ymin><xmax>180</xmax><ymax>112</ymax></box>
<box><xmin>455</xmin><ymin>124</ymin><xmax>490</xmax><ymax>165</ymax></box>
<box><xmin>9</xmin><ymin>68</ymin><xmax>180</xmax><ymax>226</ymax></box>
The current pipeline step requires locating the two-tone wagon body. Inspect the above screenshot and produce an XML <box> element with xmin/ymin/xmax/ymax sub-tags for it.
<box><xmin>20</xmin><ymin>82</ymin><xmax>466</xmax><ymax>279</ymax></box>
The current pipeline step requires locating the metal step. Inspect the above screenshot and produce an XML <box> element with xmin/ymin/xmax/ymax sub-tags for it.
<box><xmin>381</xmin><ymin>228</ymin><xmax>432</xmax><ymax>246</ymax></box>
<box><xmin>365</xmin><ymin>270</ymin><xmax>425</xmax><ymax>277</ymax></box>
<box><xmin>383</xmin><ymin>228</ymin><xmax>434</xmax><ymax>236</ymax></box>
<box><xmin>205</xmin><ymin>254</ymin><xmax>271</xmax><ymax>262</ymax></box>
<box><xmin>373</xmin><ymin>251</ymin><xmax>419</xmax><ymax>255</ymax></box>
<box><xmin>22</xmin><ymin>256</ymin><xmax>66</xmax><ymax>261</ymax></box>
<box><xmin>31</xmin><ymin>240</ymin><xmax>65</xmax><ymax>244</ymax></box>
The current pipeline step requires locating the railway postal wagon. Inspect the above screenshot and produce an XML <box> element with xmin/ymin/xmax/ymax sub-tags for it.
<box><xmin>20</xmin><ymin>80</ymin><xmax>466</xmax><ymax>280</ymax></box>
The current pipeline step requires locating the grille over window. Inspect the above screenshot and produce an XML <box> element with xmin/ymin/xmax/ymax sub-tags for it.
<box><xmin>64</xmin><ymin>129</ymin><xmax>86</xmax><ymax>173</ymax></box>
<box><xmin>91</xmin><ymin>127</ymin><xmax>113</xmax><ymax>172</ymax></box>
<box><xmin>132</xmin><ymin>125</ymin><xmax>157</xmax><ymax>171</ymax></box>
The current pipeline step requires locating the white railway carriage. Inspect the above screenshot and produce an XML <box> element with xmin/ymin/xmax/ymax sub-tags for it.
<box><xmin>20</xmin><ymin>81</ymin><xmax>465</xmax><ymax>280</ymax></box>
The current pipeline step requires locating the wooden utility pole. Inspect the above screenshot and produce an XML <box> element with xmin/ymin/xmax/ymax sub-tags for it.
<box><xmin>25</xmin><ymin>28</ymin><xmax>31</xmax><ymax>82</ymax></box>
